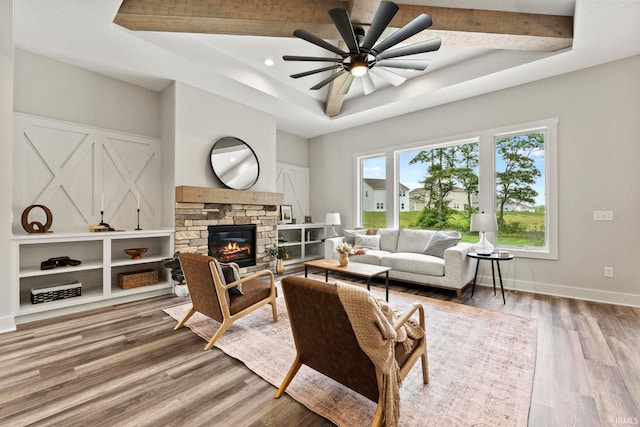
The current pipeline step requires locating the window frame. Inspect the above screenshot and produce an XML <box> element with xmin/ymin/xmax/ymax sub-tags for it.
<box><xmin>355</xmin><ymin>118</ymin><xmax>558</xmax><ymax>260</ymax></box>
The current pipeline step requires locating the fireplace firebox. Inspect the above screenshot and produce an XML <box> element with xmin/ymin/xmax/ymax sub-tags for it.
<box><xmin>208</xmin><ymin>225</ymin><xmax>256</xmax><ymax>268</ymax></box>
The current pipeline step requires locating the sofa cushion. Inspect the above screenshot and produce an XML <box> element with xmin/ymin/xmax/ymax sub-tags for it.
<box><xmin>376</xmin><ymin>228</ymin><xmax>400</xmax><ymax>252</ymax></box>
<box><xmin>381</xmin><ymin>252</ymin><xmax>445</xmax><ymax>277</ymax></box>
<box><xmin>344</xmin><ymin>229</ymin><xmax>368</xmax><ymax>245</ymax></box>
<box><xmin>355</xmin><ymin>234</ymin><xmax>381</xmax><ymax>249</ymax></box>
<box><xmin>423</xmin><ymin>231</ymin><xmax>461</xmax><ymax>258</ymax></box>
<box><xmin>396</xmin><ymin>229</ymin><xmax>434</xmax><ymax>254</ymax></box>
<box><xmin>349</xmin><ymin>250</ymin><xmax>389</xmax><ymax>266</ymax></box>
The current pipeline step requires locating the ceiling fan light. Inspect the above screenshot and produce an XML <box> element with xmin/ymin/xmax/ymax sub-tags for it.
<box><xmin>350</xmin><ymin>62</ymin><xmax>368</xmax><ymax>77</ymax></box>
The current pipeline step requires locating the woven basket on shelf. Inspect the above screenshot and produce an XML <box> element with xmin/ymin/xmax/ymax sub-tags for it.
<box><xmin>117</xmin><ymin>269</ymin><xmax>159</xmax><ymax>289</ymax></box>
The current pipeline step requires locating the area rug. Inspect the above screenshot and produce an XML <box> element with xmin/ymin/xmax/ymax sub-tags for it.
<box><xmin>163</xmin><ymin>276</ymin><xmax>537</xmax><ymax>426</ymax></box>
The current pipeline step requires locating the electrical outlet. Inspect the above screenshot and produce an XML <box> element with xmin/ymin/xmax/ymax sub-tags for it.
<box><xmin>604</xmin><ymin>267</ymin><xmax>614</xmax><ymax>278</ymax></box>
<box><xmin>594</xmin><ymin>210</ymin><xmax>614</xmax><ymax>221</ymax></box>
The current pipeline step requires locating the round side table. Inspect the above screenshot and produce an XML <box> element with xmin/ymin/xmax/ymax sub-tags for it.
<box><xmin>466</xmin><ymin>252</ymin><xmax>514</xmax><ymax>304</ymax></box>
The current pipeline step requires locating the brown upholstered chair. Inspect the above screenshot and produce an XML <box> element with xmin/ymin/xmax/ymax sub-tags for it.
<box><xmin>175</xmin><ymin>253</ymin><xmax>278</xmax><ymax>351</ymax></box>
<box><xmin>275</xmin><ymin>275</ymin><xmax>428</xmax><ymax>427</ymax></box>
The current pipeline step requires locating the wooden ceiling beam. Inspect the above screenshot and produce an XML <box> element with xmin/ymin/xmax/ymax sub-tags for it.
<box><xmin>115</xmin><ymin>0</ymin><xmax>573</xmax><ymax>50</ymax></box>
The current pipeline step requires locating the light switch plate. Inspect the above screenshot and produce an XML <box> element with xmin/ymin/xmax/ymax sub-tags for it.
<box><xmin>594</xmin><ymin>210</ymin><xmax>613</xmax><ymax>221</ymax></box>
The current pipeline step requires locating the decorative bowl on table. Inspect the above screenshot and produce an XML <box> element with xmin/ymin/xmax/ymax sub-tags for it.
<box><xmin>124</xmin><ymin>248</ymin><xmax>148</xmax><ymax>259</ymax></box>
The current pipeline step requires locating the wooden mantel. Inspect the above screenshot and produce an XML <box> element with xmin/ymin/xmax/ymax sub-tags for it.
<box><xmin>175</xmin><ymin>186</ymin><xmax>283</xmax><ymax>206</ymax></box>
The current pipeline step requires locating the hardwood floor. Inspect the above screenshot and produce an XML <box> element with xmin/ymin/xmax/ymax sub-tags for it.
<box><xmin>1</xmin><ymin>271</ymin><xmax>638</xmax><ymax>426</ymax></box>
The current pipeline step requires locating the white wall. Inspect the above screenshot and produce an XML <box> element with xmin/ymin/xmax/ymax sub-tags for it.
<box><xmin>309</xmin><ymin>55</ymin><xmax>640</xmax><ymax>306</ymax></box>
<box><xmin>13</xmin><ymin>49</ymin><xmax>161</xmax><ymax>138</ymax></box>
<box><xmin>0</xmin><ymin>0</ymin><xmax>14</xmax><ymax>332</ymax></box>
<box><xmin>160</xmin><ymin>83</ymin><xmax>176</xmax><ymax>230</ymax></box>
<box><xmin>174</xmin><ymin>82</ymin><xmax>277</xmax><ymax>192</ymax></box>
<box><xmin>276</xmin><ymin>129</ymin><xmax>308</xmax><ymax>167</ymax></box>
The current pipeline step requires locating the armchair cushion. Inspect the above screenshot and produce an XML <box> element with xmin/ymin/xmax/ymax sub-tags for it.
<box><xmin>228</xmin><ymin>278</ymin><xmax>273</xmax><ymax>314</ymax></box>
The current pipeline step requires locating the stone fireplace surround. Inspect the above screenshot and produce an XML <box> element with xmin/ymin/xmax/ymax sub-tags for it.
<box><xmin>174</xmin><ymin>186</ymin><xmax>283</xmax><ymax>273</ymax></box>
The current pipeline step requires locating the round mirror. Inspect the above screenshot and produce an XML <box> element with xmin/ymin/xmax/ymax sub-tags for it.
<box><xmin>210</xmin><ymin>137</ymin><xmax>260</xmax><ymax>190</ymax></box>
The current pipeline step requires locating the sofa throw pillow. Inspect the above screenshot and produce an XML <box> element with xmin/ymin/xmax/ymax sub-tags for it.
<box><xmin>355</xmin><ymin>233</ymin><xmax>381</xmax><ymax>250</ymax></box>
<box><xmin>423</xmin><ymin>231</ymin><xmax>461</xmax><ymax>258</ymax></box>
<box><xmin>214</xmin><ymin>259</ymin><xmax>243</xmax><ymax>295</ymax></box>
<box><xmin>344</xmin><ymin>228</ymin><xmax>368</xmax><ymax>245</ymax></box>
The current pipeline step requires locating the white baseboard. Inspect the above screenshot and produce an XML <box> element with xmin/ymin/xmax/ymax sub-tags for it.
<box><xmin>474</xmin><ymin>277</ymin><xmax>640</xmax><ymax>308</ymax></box>
<box><xmin>0</xmin><ymin>315</ymin><xmax>16</xmax><ymax>334</ymax></box>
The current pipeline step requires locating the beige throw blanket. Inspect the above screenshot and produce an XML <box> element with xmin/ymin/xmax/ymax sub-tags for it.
<box><xmin>336</xmin><ymin>282</ymin><xmax>401</xmax><ymax>427</ymax></box>
<box><xmin>377</xmin><ymin>299</ymin><xmax>425</xmax><ymax>353</ymax></box>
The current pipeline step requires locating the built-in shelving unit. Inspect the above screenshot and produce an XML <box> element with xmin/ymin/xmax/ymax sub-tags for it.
<box><xmin>277</xmin><ymin>224</ymin><xmax>326</xmax><ymax>265</ymax></box>
<box><xmin>12</xmin><ymin>229</ymin><xmax>174</xmax><ymax>323</ymax></box>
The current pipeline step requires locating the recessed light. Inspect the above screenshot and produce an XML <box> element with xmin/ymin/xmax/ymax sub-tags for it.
<box><xmin>264</xmin><ymin>58</ymin><xmax>274</xmax><ymax>66</ymax></box>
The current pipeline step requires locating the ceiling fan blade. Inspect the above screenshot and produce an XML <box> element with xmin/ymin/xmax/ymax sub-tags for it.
<box><xmin>377</xmin><ymin>38</ymin><xmax>442</xmax><ymax>61</ymax></box>
<box><xmin>371</xmin><ymin>67</ymin><xmax>407</xmax><ymax>86</ymax></box>
<box><xmin>376</xmin><ymin>59</ymin><xmax>430</xmax><ymax>71</ymax></box>
<box><xmin>361</xmin><ymin>73</ymin><xmax>376</xmax><ymax>95</ymax></box>
<box><xmin>283</xmin><ymin>55</ymin><xmax>341</xmax><ymax>62</ymax></box>
<box><xmin>329</xmin><ymin>8</ymin><xmax>359</xmax><ymax>53</ymax></box>
<box><xmin>291</xmin><ymin>65</ymin><xmax>342</xmax><ymax>79</ymax></box>
<box><xmin>294</xmin><ymin>29</ymin><xmax>347</xmax><ymax>56</ymax></box>
<box><xmin>311</xmin><ymin>70</ymin><xmax>347</xmax><ymax>90</ymax></box>
<box><xmin>361</xmin><ymin>1</ymin><xmax>399</xmax><ymax>51</ymax></box>
<box><xmin>371</xmin><ymin>14</ymin><xmax>433</xmax><ymax>55</ymax></box>
<box><xmin>338</xmin><ymin>74</ymin><xmax>355</xmax><ymax>95</ymax></box>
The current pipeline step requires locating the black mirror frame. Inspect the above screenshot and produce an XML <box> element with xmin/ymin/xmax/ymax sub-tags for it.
<box><xmin>209</xmin><ymin>137</ymin><xmax>260</xmax><ymax>190</ymax></box>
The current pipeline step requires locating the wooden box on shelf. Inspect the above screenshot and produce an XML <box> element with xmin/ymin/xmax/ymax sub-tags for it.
<box><xmin>117</xmin><ymin>269</ymin><xmax>159</xmax><ymax>289</ymax></box>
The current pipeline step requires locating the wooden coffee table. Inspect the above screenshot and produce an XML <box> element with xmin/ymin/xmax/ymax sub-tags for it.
<box><xmin>303</xmin><ymin>258</ymin><xmax>391</xmax><ymax>301</ymax></box>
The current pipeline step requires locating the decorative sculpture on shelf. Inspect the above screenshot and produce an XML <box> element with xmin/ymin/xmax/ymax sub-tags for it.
<box><xmin>21</xmin><ymin>204</ymin><xmax>53</xmax><ymax>233</ymax></box>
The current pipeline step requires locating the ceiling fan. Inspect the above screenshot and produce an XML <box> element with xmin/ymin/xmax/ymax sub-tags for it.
<box><xmin>283</xmin><ymin>1</ymin><xmax>442</xmax><ymax>96</ymax></box>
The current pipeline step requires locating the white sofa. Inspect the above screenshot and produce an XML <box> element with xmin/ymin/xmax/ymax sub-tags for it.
<box><xmin>324</xmin><ymin>228</ymin><xmax>476</xmax><ymax>298</ymax></box>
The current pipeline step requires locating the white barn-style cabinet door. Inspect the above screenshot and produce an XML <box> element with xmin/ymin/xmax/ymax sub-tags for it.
<box><xmin>13</xmin><ymin>113</ymin><xmax>161</xmax><ymax>233</ymax></box>
<box><xmin>276</xmin><ymin>162</ymin><xmax>309</xmax><ymax>224</ymax></box>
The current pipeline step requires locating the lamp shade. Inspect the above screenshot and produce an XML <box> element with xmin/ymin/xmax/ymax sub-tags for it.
<box><xmin>470</xmin><ymin>213</ymin><xmax>497</xmax><ymax>232</ymax></box>
<box><xmin>325</xmin><ymin>212</ymin><xmax>341</xmax><ymax>225</ymax></box>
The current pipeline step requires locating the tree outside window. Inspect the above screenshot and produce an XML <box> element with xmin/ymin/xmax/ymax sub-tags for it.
<box><xmin>495</xmin><ymin>132</ymin><xmax>546</xmax><ymax>247</ymax></box>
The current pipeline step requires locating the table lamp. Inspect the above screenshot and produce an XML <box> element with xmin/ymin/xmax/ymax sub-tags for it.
<box><xmin>470</xmin><ymin>212</ymin><xmax>498</xmax><ymax>255</ymax></box>
<box><xmin>325</xmin><ymin>212</ymin><xmax>341</xmax><ymax>238</ymax></box>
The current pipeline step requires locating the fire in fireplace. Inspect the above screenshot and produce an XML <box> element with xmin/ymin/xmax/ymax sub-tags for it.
<box><xmin>208</xmin><ymin>224</ymin><xmax>256</xmax><ymax>267</ymax></box>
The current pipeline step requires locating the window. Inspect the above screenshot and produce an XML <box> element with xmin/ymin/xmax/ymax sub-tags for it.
<box><xmin>359</xmin><ymin>155</ymin><xmax>386</xmax><ymax>228</ymax></box>
<box><xmin>397</xmin><ymin>140</ymin><xmax>479</xmax><ymax>240</ymax></box>
<box><xmin>495</xmin><ymin>130</ymin><xmax>546</xmax><ymax>248</ymax></box>
<box><xmin>356</xmin><ymin>118</ymin><xmax>557</xmax><ymax>259</ymax></box>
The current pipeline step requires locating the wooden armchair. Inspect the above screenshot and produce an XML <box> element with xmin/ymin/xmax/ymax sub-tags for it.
<box><xmin>275</xmin><ymin>276</ymin><xmax>428</xmax><ymax>427</ymax></box>
<box><xmin>175</xmin><ymin>253</ymin><xmax>278</xmax><ymax>351</ymax></box>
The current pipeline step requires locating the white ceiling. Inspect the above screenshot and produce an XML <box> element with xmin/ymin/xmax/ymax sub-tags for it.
<box><xmin>13</xmin><ymin>0</ymin><xmax>640</xmax><ymax>139</ymax></box>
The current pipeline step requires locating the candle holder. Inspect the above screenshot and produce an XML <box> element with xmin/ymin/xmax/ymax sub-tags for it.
<box><xmin>135</xmin><ymin>208</ymin><xmax>142</xmax><ymax>231</ymax></box>
<box><xmin>91</xmin><ymin>210</ymin><xmax>115</xmax><ymax>232</ymax></box>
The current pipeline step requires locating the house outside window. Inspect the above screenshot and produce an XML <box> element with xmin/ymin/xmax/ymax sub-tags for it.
<box><xmin>359</xmin><ymin>155</ymin><xmax>387</xmax><ymax>228</ymax></box>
